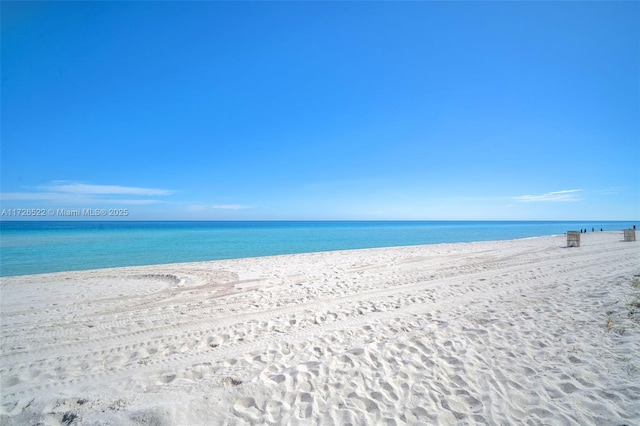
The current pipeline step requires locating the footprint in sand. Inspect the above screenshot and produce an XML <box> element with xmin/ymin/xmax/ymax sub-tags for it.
<box><xmin>157</xmin><ymin>373</ymin><xmax>175</xmax><ymax>384</ymax></box>
<box><xmin>233</xmin><ymin>397</ymin><xmax>262</xmax><ymax>422</ymax></box>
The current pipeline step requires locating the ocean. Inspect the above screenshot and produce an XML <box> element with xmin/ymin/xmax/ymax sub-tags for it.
<box><xmin>0</xmin><ymin>220</ymin><xmax>635</xmax><ymax>277</ymax></box>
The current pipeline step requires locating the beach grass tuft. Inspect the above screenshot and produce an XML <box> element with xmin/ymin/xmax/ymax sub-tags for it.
<box><xmin>605</xmin><ymin>276</ymin><xmax>640</xmax><ymax>334</ymax></box>
<box><xmin>628</xmin><ymin>277</ymin><xmax>640</xmax><ymax>315</ymax></box>
<box><xmin>606</xmin><ymin>315</ymin><xmax>615</xmax><ymax>332</ymax></box>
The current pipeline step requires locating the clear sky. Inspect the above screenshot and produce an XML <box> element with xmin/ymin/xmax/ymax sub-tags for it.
<box><xmin>1</xmin><ymin>1</ymin><xmax>639</xmax><ymax>220</ymax></box>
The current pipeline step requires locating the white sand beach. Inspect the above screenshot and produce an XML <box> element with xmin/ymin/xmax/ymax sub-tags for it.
<box><xmin>1</xmin><ymin>232</ymin><xmax>639</xmax><ymax>425</ymax></box>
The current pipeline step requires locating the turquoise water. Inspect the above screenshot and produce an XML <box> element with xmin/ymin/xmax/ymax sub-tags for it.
<box><xmin>0</xmin><ymin>221</ymin><xmax>635</xmax><ymax>276</ymax></box>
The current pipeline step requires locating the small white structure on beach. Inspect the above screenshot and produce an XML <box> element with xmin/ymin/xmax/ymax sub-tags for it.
<box><xmin>567</xmin><ymin>231</ymin><xmax>581</xmax><ymax>247</ymax></box>
<box><xmin>623</xmin><ymin>229</ymin><xmax>636</xmax><ymax>242</ymax></box>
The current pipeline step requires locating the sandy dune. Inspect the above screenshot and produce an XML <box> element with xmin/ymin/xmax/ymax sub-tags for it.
<box><xmin>1</xmin><ymin>232</ymin><xmax>639</xmax><ymax>425</ymax></box>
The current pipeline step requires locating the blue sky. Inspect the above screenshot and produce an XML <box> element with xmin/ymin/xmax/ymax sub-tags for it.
<box><xmin>1</xmin><ymin>1</ymin><xmax>638</xmax><ymax>220</ymax></box>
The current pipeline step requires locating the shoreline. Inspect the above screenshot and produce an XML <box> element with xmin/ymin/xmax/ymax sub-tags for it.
<box><xmin>0</xmin><ymin>230</ymin><xmax>630</xmax><ymax>278</ymax></box>
<box><xmin>2</xmin><ymin>221</ymin><xmax>636</xmax><ymax>278</ymax></box>
<box><xmin>2</xmin><ymin>233</ymin><xmax>639</xmax><ymax>424</ymax></box>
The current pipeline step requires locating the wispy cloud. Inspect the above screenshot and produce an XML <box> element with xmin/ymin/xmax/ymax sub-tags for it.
<box><xmin>38</xmin><ymin>181</ymin><xmax>174</xmax><ymax>196</ymax></box>
<box><xmin>514</xmin><ymin>189</ymin><xmax>583</xmax><ymax>202</ymax></box>
<box><xmin>595</xmin><ymin>186</ymin><xmax>623</xmax><ymax>196</ymax></box>
<box><xmin>0</xmin><ymin>181</ymin><xmax>174</xmax><ymax>205</ymax></box>
<box><xmin>210</xmin><ymin>204</ymin><xmax>251</xmax><ymax>210</ymax></box>
<box><xmin>0</xmin><ymin>192</ymin><xmax>67</xmax><ymax>201</ymax></box>
<box><xmin>106</xmin><ymin>199</ymin><xmax>163</xmax><ymax>205</ymax></box>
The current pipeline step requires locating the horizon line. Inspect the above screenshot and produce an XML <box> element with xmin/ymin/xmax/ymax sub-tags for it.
<box><xmin>1</xmin><ymin>219</ymin><xmax>638</xmax><ymax>223</ymax></box>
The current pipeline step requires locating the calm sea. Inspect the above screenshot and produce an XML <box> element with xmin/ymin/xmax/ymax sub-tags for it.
<box><xmin>0</xmin><ymin>221</ymin><xmax>635</xmax><ymax>277</ymax></box>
